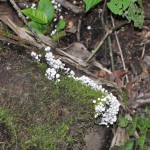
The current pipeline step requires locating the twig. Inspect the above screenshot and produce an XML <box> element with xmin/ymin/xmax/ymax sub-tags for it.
<box><xmin>141</xmin><ymin>43</ymin><xmax>146</xmax><ymax>59</ymax></box>
<box><xmin>101</xmin><ymin>0</ymin><xmax>107</xmax><ymax>25</ymax></box>
<box><xmin>86</xmin><ymin>30</ymin><xmax>111</xmax><ymax>62</ymax></box>
<box><xmin>108</xmin><ymin>35</ymin><xmax>115</xmax><ymax>71</ymax></box>
<box><xmin>77</xmin><ymin>17</ymin><xmax>82</xmax><ymax>42</ymax></box>
<box><xmin>56</xmin><ymin>0</ymin><xmax>83</xmax><ymax>14</ymax></box>
<box><xmin>92</xmin><ymin>61</ymin><xmax>111</xmax><ymax>74</ymax></box>
<box><xmin>0</xmin><ymin>16</ymin><xmax>57</xmax><ymax>49</ymax></box>
<box><xmin>105</xmin><ymin>17</ymin><xmax>115</xmax><ymax>71</ymax></box>
<box><xmin>131</xmin><ymin>96</ymin><xmax>150</xmax><ymax>109</ymax></box>
<box><xmin>111</xmin><ymin>16</ymin><xmax>129</xmax><ymax>82</ymax></box>
<box><xmin>141</xmin><ymin>39</ymin><xmax>150</xmax><ymax>59</ymax></box>
<box><xmin>86</xmin><ymin>21</ymin><xmax>129</xmax><ymax>62</ymax></box>
<box><xmin>0</xmin><ymin>35</ymin><xmax>35</xmax><ymax>52</ymax></box>
<box><xmin>55</xmin><ymin>48</ymin><xmax>119</xmax><ymax>89</ymax></box>
<box><xmin>8</xmin><ymin>0</ymin><xmax>42</xmax><ymax>43</ymax></box>
<box><xmin>0</xmin><ymin>33</ymin><xmax>119</xmax><ymax>90</ymax></box>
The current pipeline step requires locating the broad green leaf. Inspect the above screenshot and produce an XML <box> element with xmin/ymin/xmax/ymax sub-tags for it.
<box><xmin>126</xmin><ymin>3</ymin><xmax>144</xmax><ymax>28</ymax></box>
<box><xmin>38</xmin><ymin>0</ymin><xmax>54</xmax><ymax>23</ymax></box>
<box><xmin>107</xmin><ymin>0</ymin><xmax>130</xmax><ymax>15</ymax></box>
<box><xmin>83</xmin><ymin>0</ymin><xmax>102</xmax><ymax>13</ymax></box>
<box><xmin>137</xmin><ymin>0</ymin><xmax>143</xmax><ymax>7</ymax></box>
<box><xmin>29</xmin><ymin>21</ymin><xmax>48</xmax><ymax>34</ymax></box>
<box><xmin>21</xmin><ymin>8</ymin><xmax>48</xmax><ymax>24</ymax></box>
<box><xmin>56</xmin><ymin>19</ymin><xmax>66</xmax><ymax>31</ymax></box>
<box><xmin>107</xmin><ymin>0</ymin><xmax>144</xmax><ymax>28</ymax></box>
<box><xmin>51</xmin><ymin>31</ymin><xmax>66</xmax><ymax>41</ymax></box>
<box><xmin>122</xmin><ymin>0</ymin><xmax>131</xmax><ymax>11</ymax></box>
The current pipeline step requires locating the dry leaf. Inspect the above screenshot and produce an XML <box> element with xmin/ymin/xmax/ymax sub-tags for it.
<box><xmin>95</xmin><ymin>70</ymin><xmax>106</xmax><ymax>78</ymax></box>
<box><xmin>126</xmin><ymin>81</ymin><xmax>140</xmax><ymax>101</ymax></box>
<box><xmin>107</xmin><ymin>70</ymin><xmax>128</xmax><ymax>87</ymax></box>
<box><xmin>67</xmin><ymin>20</ymin><xmax>74</xmax><ymax>29</ymax></box>
<box><xmin>66</xmin><ymin>20</ymin><xmax>77</xmax><ymax>33</ymax></box>
<box><xmin>65</xmin><ymin>42</ymin><xmax>90</xmax><ymax>60</ymax></box>
<box><xmin>113</xmin><ymin>70</ymin><xmax>128</xmax><ymax>79</ymax></box>
<box><xmin>110</xmin><ymin>127</ymin><xmax>129</xmax><ymax>149</ymax></box>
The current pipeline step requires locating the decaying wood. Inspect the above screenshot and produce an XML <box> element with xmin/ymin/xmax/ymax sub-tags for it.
<box><xmin>0</xmin><ymin>34</ymin><xmax>36</xmax><ymax>52</ymax></box>
<box><xmin>0</xmin><ymin>15</ymin><xmax>57</xmax><ymax>49</ymax></box>
<box><xmin>0</xmin><ymin>15</ymin><xmax>35</xmax><ymax>43</ymax></box>
<box><xmin>0</xmin><ymin>13</ymin><xmax>119</xmax><ymax>90</ymax></box>
<box><xmin>0</xmin><ymin>35</ymin><xmax>118</xmax><ymax>90</ymax></box>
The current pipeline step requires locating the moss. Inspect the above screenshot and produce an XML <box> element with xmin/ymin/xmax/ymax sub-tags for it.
<box><xmin>0</xmin><ymin>51</ymin><xmax>106</xmax><ymax>149</ymax></box>
<box><xmin>19</xmin><ymin>76</ymin><xmax>105</xmax><ymax>149</ymax></box>
<box><xmin>0</xmin><ymin>107</ymin><xmax>17</xmax><ymax>149</ymax></box>
<box><xmin>25</xmin><ymin>123</ymin><xmax>69</xmax><ymax>150</ymax></box>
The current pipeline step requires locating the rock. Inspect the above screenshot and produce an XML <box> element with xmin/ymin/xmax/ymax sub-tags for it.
<box><xmin>83</xmin><ymin>126</ymin><xmax>112</xmax><ymax>150</ymax></box>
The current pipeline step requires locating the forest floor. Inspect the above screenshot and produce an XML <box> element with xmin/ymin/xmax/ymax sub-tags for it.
<box><xmin>0</xmin><ymin>0</ymin><xmax>150</xmax><ymax>150</ymax></box>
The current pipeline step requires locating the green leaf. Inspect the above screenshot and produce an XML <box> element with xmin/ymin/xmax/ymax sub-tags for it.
<box><xmin>137</xmin><ymin>119</ymin><xmax>150</xmax><ymax>128</ymax></box>
<box><xmin>29</xmin><ymin>21</ymin><xmax>48</xmax><ymax>34</ymax></box>
<box><xmin>126</xmin><ymin>2</ymin><xmax>144</xmax><ymax>29</ymax></box>
<box><xmin>38</xmin><ymin>0</ymin><xmax>54</xmax><ymax>23</ymax></box>
<box><xmin>107</xmin><ymin>0</ymin><xmax>130</xmax><ymax>15</ymax></box>
<box><xmin>51</xmin><ymin>31</ymin><xmax>66</xmax><ymax>41</ymax></box>
<box><xmin>125</xmin><ymin>114</ymin><xmax>132</xmax><ymax>122</ymax></box>
<box><xmin>21</xmin><ymin>8</ymin><xmax>48</xmax><ymax>24</ymax></box>
<box><xmin>111</xmin><ymin>140</ymin><xmax>134</xmax><ymax>150</ymax></box>
<box><xmin>118</xmin><ymin>116</ymin><xmax>129</xmax><ymax>128</ymax></box>
<box><xmin>124</xmin><ymin>141</ymin><xmax>134</xmax><ymax>150</ymax></box>
<box><xmin>107</xmin><ymin>0</ymin><xmax>144</xmax><ymax>29</ymax></box>
<box><xmin>83</xmin><ymin>0</ymin><xmax>102</xmax><ymax>13</ymax></box>
<box><xmin>126</xmin><ymin>124</ymin><xmax>135</xmax><ymax>136</ymax></box>
<box><xmin>56</xmin><ymin>19</ymin><xmax>66</xmax><ymax>31</ymax></box>
<box><xmin>136</xmin><ymin>135</ymin><xmax>146</xmax><ymax>149</ymax></box>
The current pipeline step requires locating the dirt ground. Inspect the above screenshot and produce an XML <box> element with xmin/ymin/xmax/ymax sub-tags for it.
<box><xmin>0</xmin><ymin>0</ymin><xmax>150</xmax><ymax>149</ymax></box>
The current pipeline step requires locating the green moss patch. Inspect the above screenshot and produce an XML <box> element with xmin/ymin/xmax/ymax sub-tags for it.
<box><xmin>0</xmin><ymin>51</ymin><xmax>105</xmax><ymax>149</ymax></box>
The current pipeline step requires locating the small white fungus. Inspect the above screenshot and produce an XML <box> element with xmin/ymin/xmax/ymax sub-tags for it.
<box><xmin>31</xmin><ymin>46</ymin><xmax>120</xmax><ymax>126</ymax></box>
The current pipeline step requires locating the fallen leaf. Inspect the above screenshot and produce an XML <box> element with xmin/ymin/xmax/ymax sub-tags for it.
<box><xmin>65</xmin><ymin>42</ymin><xmax>90</xmax><ymax>60</ymax></box>
<box><xmin>126</xmin><ymin>82</ymin><xmax>134</xmax><ymax>99</ymax></box>
<box><xmin>94</xmin><ymin>70</ymin><xmax>106</xmax><ymax>78</ymax></box>
<box><xmin>113</xmin><ymin>70</ymin><xmax>128</xmax><ymax>79</ymax></box>
<box><xmin>110</xmin><ymin>127</ymin><xmax>129</xmax><ymax>149</ymax></box>
<box><xmin>66</xmin><ymin>20</ymin><xmax>77</xmax><ymax>33</ymax></box>
<box><xmin>108</xmin><ymin>70</ymin><xmax>128</xmax><ymax>87</ymax></box>
<box><xmin>126</xmin><ymin>81</ymin><xmax>140</xmax><ymax>101</ymax></box>
<box><xmin>67</xmin><ymin>20</ymin><xmax>74</xmax><ymax>29</ymax></box>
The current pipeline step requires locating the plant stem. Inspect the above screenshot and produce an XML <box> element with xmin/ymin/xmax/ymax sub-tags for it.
<box><xmin>108</xmin><ymin>35</ymin><xmax>115</xmax><ymax>71</ymax></box>
<box><xmin>86</xmin><ymin>21</ymin><xmax>128</xmax><ymax>63</ymax></box>
<box><xmin>111</xmin><ymin>16</ymin><xmax>129</xmax><ymax>82</ymax></box>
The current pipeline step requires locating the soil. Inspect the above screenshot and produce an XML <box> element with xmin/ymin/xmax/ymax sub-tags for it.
<box><xmin>0</xmin><ymin>0</ymin><xmax>150</xmax><ymax>149</ymax></box>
